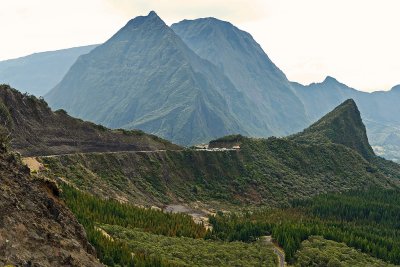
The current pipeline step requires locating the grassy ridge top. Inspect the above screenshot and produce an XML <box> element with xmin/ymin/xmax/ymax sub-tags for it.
<box><xmin>40</xmin><ymin>136</ymin><xmax>397</xmax><ymax>208</ymax></box>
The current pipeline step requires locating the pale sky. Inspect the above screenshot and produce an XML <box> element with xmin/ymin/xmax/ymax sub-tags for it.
<box><xmin>0</xmin><ymin>0</ymin><xmax>399</xmax><ymax>92</ymax></box>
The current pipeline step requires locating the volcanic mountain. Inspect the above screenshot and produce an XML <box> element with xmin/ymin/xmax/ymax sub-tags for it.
<box><xmin>172</xmin><ymin>17</ymin><xmax>308</xmax><ymax>135</ymax></box>
<box><xmin>46</xmin><ymin>11</ymin><xmax>259</xmax><ymax>145</ymax></box>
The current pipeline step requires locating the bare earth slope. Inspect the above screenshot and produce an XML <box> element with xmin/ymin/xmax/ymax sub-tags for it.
<box><xmin>0</xmin><ymin>145</ymin><xmax>102</xmax><ymax>266</ymax></box>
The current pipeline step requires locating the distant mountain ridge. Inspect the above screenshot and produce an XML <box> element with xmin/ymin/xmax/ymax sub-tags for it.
<box><xmin>45</xmin><ymin>12</ymin><xmax>309</xmax><ymax>145</ymax></box>
<box><xmin>47</xmin><ymin>12</ymin><xmax>246</xmax><ymax>144</ymax></box>
<box><xmin>0</xmin><ymin>45</ymin><xmax>98</xmax><ymax>96</ymax></box>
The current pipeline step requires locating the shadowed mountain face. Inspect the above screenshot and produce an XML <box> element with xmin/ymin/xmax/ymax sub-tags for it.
<box><xmin>46</xmin><ymin>12</ymin><xmax>263</xmax><ymax>145</ymax></box>
<box><xmin>0</xmin><ymin>45</ymin><xmax>98</xmax><ymax>96</ymax></box>
<box><xmin>171</xmin><ymin>18</ymin><xmax>308</xmax><ymax>135</ymax></box>
<box><xmin>0</xmin><ymin>84</ymin><xmax>179</xmax><ymax>156</ymax></box>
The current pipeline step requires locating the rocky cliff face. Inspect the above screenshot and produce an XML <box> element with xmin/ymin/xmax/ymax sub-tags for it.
<box><xmin>0</xmin><ymin>143</ymin><xmax>102</xmax><ymax>266</ymax></box>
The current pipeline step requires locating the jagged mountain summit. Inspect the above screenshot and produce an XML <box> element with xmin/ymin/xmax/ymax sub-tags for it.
<box><xmin>171</xmin><ymin>17</ymin><xmax>308</xmax><ymax>135</ymax></box>
<box><xmin>0</xmin><ymin>45</ymin><xmax>98</xmax><ymax>96</ymax></box>
<box><xmin>291</xmin><ymin>99</ymin><xmax>375</xmax><ymax>159</ymax></box>
<box><xmin>46</xmin><ymin>11</ymin><xmax>262</xmax><ymax>145</ymax></box>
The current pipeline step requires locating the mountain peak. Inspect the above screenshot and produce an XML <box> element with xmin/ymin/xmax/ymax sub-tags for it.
<box><xmin>171</xmin><ymin>17</ymin><xmax>308</xmax><ymax>135</ymax></box>
<box><xmin>390</xmin><ymin>84</ymin><xmax>400</xmax><ymax>92</ymax></box>
<box><xmin>323</xmin><ymin>76</ymin><xmax>339</xmax><ymax>83</ymax></box>
<box><xmin>175</xmin><ymin>17</ymin><xmax>232</xmax><ymax>28</ymax></box>
<box><xmin>291</xmin><ymin>99</ymin><xmax>375</xmax><ymax>159</ymax></box>
<box><xmin>339</xmin><ymin>98</ymin><xmax>357</xmax><ymax>108</ymax></box>
<box><xmin>124</xmin><ymin>10</ymin><xmax>165</xmax><ymax>30</ymax></box>
<box><xmin>148</xmin><ymin>10</ymin><xmax>158</xmax><ymax>17</ymax></box>
<box><xmin>104</xmin><ymin>11</ymin><xmax>169</xmax><ymax>44</ymax></box>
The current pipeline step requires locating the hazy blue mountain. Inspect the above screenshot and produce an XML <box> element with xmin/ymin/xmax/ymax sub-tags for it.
<box><xmin>0</xmin><ymin>45</ymin><xmax>98</xmax><ymax>96</ymax></box>
<box><xmin>46</xmin><ymin>11</ymin><xmax>261</xmax><ymax>145</ymax></box>
<box><xmin>291</xmin><ymin>76</ymin><xmax>361</xmax><ymax>121</ymax></box>
<box><xmin>172</xmin><ymin>18</ymin><xmax>308</xmax><ymax>135</ymax></box>
<box><xmin>292</xmin><ymin>78</ymin><xmax>400</xmax><ymax>162</ymax></box>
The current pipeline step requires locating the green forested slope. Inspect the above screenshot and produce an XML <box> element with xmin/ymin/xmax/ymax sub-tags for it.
<box><xmin>34</xmin><ymin>99</ymin><xmax>400</xmax><ymax>267</ymax></box>
<box><xmin>60</xmin><ymin>184</ymin><xmax>277</xmax><ymax>267</ymax></box>
<box><xmin>40</xmin><ymin>100</ymin><xmax>399</xmax><ymax>208</ymax></box>
<box><xmin>207</xmin><ymin>188</ymin><xmax>400</xmax><ymax>265</ymax></box>
<box><xmin>295</xmin><ymin>236</ymin><xmax>397</xmax><ymax>267</ymax></box>
<box><xmin>40</xmin><ymin>137</ymin><xmax>396</xmax><ymax>207</ymax></box>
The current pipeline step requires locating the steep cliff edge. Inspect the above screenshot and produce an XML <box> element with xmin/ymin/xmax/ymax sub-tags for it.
<box><xmin>0</xmin><ymin>134</ymin><xmax>102</xmax><ymax>266</ymax></box>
